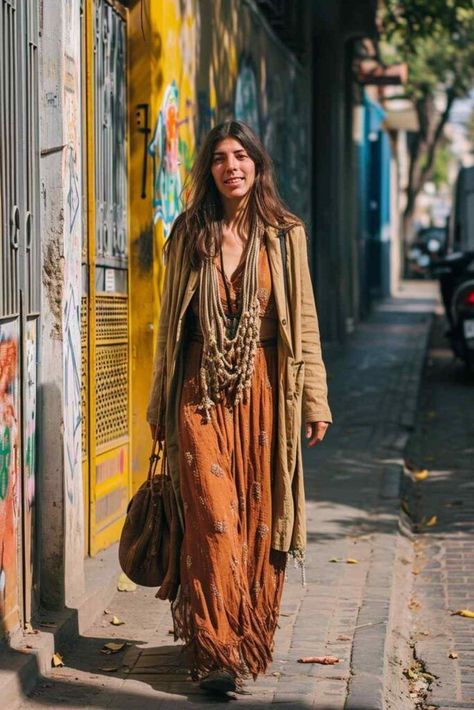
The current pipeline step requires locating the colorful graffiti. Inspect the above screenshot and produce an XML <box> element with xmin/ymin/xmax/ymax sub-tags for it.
<box><xmin>0</xmin><ymin>320</ymin><xmax>19</xmax><ymax>631</ymax></box>
<box><xmin>148</xmin><ymin>81</ymin><xmax>182</xmax><ymax>236</ymax></box>
<box><xmin>25</xmin><ymin>320</ymin><xmax>37</xmax><ymax>510</ymax></box>
<box><xmin>235</xmin><ymin>61</ymin><xmax>260</xmax><ymax>135</ymax></box>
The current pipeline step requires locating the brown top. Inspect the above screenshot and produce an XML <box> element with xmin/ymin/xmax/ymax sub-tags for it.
<box><xmin>189</xmin><ymin>238</ymin><xmax>278</xmax><ymax>343</ymax></box>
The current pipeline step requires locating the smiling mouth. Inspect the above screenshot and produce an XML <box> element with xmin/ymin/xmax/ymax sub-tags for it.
<box><xmin>224</xmin><ymin>177</ymin><xmax>244</xmax><ymax>185</ymax></box>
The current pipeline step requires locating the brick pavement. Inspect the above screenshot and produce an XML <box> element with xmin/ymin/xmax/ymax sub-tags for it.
<box><xmin>405</xmin><ymin>315</ymin><xmax>474</xmax><ymax>710</ymax></box>
<box><xmin>17</xmin><ymin>285</ymin><xmax>435</xmax><ymax>709</ymax></box>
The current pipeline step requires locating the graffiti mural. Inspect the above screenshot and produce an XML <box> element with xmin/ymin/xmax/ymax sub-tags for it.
<box><xmin>235</xmin><ymin>61</ymin><xmax>260</xmax><ymax>135</ymax></box>
<box><xmin>148</xmin><ymin>81</ymin><xmax>182</xmax><ymax>236</ymax></box>
<box><xmin>25</xmin><ymin>320</ymin><xmax>37</xmax><ymax>510</ymax></box>
<box><xmin>63</xmin><ymin>285</ymin><xmax>82</xmax><ymax>505</ymax></box>
<box><xmin>0</xmin><ymin>320</ymin><xmax>20</xmax><ymax>631</ymax></box>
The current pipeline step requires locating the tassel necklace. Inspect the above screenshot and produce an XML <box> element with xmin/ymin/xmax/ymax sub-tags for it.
<box><xmin>197</xmin><ymin>219</ymin><xmax>262</xmax><ymax>422</ymax></box>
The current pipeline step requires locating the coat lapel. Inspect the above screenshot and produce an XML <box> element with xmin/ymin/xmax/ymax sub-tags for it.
<box><xmin>266</xmin><ymin>227</ymin><xmax>294</xmax><ymax>356</ymax></box>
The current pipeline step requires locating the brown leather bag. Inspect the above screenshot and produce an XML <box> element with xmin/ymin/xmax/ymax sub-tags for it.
<box><xmin>118</xmin><ymin>438</ymin><xmax>182</xmax><ymax>601</ymax></box>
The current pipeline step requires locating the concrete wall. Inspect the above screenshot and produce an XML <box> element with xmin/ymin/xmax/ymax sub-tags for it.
<box><xmin>38</xmin><ymin>0</ymin><xmax>84</xmax><ymax>608</ymax></box>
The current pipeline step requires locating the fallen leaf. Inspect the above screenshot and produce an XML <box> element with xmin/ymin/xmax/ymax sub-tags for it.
<box><xmin>103</xmin><ymin>609</ymin><xmax>112</xmax><ymax>615</ymax></box>
<box><xmin>449</xmin><ymin>652</ymin><xmax>458</xmax><ymax>659</ymax></box>
<box><xmin>424</xmin><ymin>515</ymin><xmax>437</xmax><ymax>527</ymax></box>
<box><xmin>117</xmin><ymin>573</ymin><xmax>137</xmax><ymax>593</ymax></box>
<box><xmin>346</xmin><ymin>558</ymin><xmax>358</xmax><ymax>564</ymax></box>
<box><xmin>297</xmin><ymin>656</ymin><xmax>340</xmax><ymax>664</ymax></box>
<box><xmin>451</xmin><ymin>609</ymin><xmax>474</xmax><ymax>618</ymax></box>
<box><xmin>52</xmin><ymin>653</ymin><xmax>64</xmax><ymax>668</ymax></box>
<box><xmin>408</xmin><ymin>598</ymin><xmax>421</xmax><ymax>610</ymax></box>
<box><xmin>403</xmin><ymin>667</ymin><xmax>418</xmax><ymax>681</ymax></box>
<box><xmin>336</xmin><ymin>634</ymin><xmax>351</xmax><ymax>641</ymax></box>
<box><xmin>329</xmin><ymin>557</ymin><xmax>344</xmax><ymax>563</ymax></box>
<box><xmin>100</xmin><ymin>642</ymin><xmax>126</xmax><ymax>655</ymax></box>
<box><xmin>111</xmin><ymin>616</ymin><xmax>124</xmax><ymax>626</ymax></box>
<box><xmin>414</xmin><ymin>469</ymin><xmax>429</xmax><ymax>481</ymax></box>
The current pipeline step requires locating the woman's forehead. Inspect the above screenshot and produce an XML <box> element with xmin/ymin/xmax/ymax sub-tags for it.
<box><xmin>213</xmin><ymin>137</ymin><xmax>246</xmax><ymax>154</ymax></box>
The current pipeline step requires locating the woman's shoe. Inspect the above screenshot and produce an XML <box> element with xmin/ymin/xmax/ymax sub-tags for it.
<box><xmin>199</xmin><ymin>669</ymin><xmax>237</xmax><ymax>694</ymax></box>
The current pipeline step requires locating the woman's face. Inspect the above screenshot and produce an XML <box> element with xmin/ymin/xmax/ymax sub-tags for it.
<box><xmin>211</xmin><ymin>137</ymin><xmax>256</xmax><ymax>203</ymax></box>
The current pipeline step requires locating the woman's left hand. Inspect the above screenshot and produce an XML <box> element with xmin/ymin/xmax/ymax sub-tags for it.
<box><xmin>305</xmin><ymin>421</ymin><xmax>329</xmax><ymax>447</ymax></box>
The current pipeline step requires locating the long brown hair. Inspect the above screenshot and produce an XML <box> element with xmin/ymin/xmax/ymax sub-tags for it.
<box><xmin>165</xmin><ymin>120</ymin><xmax>300</xmax><ymax>268</ymax></box>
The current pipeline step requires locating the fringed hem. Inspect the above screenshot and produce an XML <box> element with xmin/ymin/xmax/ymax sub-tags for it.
<box><xmin>171</xmin><ymin>588</ymin><xmax>280</xmax><ymax>681</ymax></box>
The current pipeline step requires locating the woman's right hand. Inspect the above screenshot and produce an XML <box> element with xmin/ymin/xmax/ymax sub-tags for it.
<box><xmin>149</xmin><ymin>422</ymin><xmax>165</xmax><ymax>441</ymax></box>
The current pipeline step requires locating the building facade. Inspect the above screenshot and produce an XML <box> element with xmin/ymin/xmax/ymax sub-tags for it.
<box><xmin>0</xmin><ymin>0</ymin><xmax>385</xmax><ymax>644</ymax></box>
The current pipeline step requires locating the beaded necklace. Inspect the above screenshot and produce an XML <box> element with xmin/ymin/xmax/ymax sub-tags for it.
<box><xmin>197</xmin><ymin>219</ymin><xmax>262</xmax><ymax>422</ymax></box>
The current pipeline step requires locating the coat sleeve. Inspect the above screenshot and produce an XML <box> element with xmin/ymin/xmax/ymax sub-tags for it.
<box><xmin>298</xmin><ymin>227</ymin><xmax>333</xmax><ymax>424</ymax></box>
<box><xmin>146</xmin><ymin>233</ymin><xmax>178</xmax><ymax>428</ymax></box>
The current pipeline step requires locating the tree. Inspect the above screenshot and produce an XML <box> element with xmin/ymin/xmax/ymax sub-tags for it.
<box><xmin>380</xmin><ymin>1</ymin><xmax>474</xmax><ymax>238</ymax></box>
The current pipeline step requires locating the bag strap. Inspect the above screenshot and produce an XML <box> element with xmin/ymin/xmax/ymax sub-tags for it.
<box><xmin>147</xmin><ymin>431</ymin><xmax>163</xmax><ymax>481</ymax></box>
<box><xmin>278</xmin><ymin>229</ymin><xmax>291</xmax><ymax>327</ymax></box>
<box><xmin>278</xmin><ymin>229</ymin><xmax>289</xmax><ymax>304</ymax></box>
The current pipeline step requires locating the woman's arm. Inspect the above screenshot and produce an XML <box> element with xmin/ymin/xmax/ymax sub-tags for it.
<box><xmin>297</xmin><ymin>226</ymin><xmax>333</xmax><ymax>425</ymax></box>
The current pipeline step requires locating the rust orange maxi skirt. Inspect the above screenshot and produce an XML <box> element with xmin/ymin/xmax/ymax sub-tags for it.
<box><xmin>173</xmin><ymin>337</ymin><xmax>287</xmax><ymax>681</ymax></box>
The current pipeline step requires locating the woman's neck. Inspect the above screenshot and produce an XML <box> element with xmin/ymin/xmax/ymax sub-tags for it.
<box><xmin>221</xmin><ymin>195</ymin><xmax>250</xmax><ymax>234</ymax></box>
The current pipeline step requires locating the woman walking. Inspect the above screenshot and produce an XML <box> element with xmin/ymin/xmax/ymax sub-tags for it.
<box><xmin>147</xmin><ymin>120</ymin><xmax>332</xmax><ymax>693</ymax></box>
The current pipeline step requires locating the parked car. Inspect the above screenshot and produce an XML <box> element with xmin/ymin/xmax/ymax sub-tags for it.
<box><xmin>406</xmin><ymin>226</ymin><xmax>448</xmax><ymax>279</ymax></box>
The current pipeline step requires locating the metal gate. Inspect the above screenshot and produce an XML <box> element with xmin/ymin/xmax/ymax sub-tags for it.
<box><xmin>0</xmin><ymin>0</ymin><xmax>40</xmax><ymax>633</ymax></box>
<box><xmin>82</xmin><ymin>0</ymin><xmax>130</xmax><ymax>556</ymax></box>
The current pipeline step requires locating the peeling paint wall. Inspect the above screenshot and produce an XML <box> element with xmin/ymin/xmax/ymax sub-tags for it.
<box><xmin>39</xmin><ymin>0</ymin><xmax>84</xmax><ymax>607</ymax></box>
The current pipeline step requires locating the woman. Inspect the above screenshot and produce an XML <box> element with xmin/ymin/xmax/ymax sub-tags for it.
<box><xmin>147</xmin><ymin>120</ymin><xmax>332</xmax><ymax>694</ymax></box>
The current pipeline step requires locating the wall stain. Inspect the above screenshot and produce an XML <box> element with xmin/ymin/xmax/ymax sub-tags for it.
<box><xmin>42</xmin><ymin>226</ymin><xmax>65</xmax><ymax>340</ymax></box>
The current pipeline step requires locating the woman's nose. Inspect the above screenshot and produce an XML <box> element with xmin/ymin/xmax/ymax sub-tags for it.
<box><xmin>225</xmin><ymin>156</ymin><xmax>238</xmax><ymax>172</ymax></box>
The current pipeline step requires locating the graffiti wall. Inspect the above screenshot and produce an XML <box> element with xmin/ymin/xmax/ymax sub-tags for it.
<box><xmin>129</xmin><ymin>0</ymin><xmax>311</xmax><ymax>489</ymax></box>
<box><xmin>146</xmin><ymin>0</ymin><xmax>310</xmax><ymax>238</ymax></box>
<box><xmin>61</xmin><ymin>1</ymin><xmax>84</xmax><ymax>597</ymax></box>
<box><xmin>0</xmin><ymin>320</ymin><xmax>20</xmax><ymax>634</ymax></box>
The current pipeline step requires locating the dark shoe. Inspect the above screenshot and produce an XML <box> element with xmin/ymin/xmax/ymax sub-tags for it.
<box><xmin>199</xmin><ymin>669</ymin><xmax>237</xmax><ymax>694</ymax></box>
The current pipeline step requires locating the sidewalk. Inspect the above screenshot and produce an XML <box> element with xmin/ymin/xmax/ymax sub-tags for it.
<box><xmin>16</xmin><ymin>283</ymin><xmax>436</xmax><ymax>710</ymax></box>
<box><xmin>404</xmin><ymin>314</ymin><xmax>474</xmax><ymax>710</ymax></box>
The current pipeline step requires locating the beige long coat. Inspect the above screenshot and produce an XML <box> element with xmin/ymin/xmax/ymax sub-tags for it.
<box><xmin>147</xmin><ymin>223</ymin><xmax>332</xmax><ymax>555</ymax></box>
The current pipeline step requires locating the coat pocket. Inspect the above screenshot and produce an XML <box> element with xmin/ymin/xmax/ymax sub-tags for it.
<box><xmin>291</xmin><ymin>360</ymin><xmax>305</xmax><ymax>398</ymax></box>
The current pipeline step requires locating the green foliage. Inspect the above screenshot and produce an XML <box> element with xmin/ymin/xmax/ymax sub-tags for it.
<box><xmin>427</xmin><ymin>140</ymin><xmax>451</xmax><ymax>190</ymax></box>
<box><xmin>381</xmin><ymin>1</ymin><xmax>474</xmax><ymax>99</ymax></box>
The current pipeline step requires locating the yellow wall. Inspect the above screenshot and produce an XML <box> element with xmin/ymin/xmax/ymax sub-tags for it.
<box><xmin>128</xmin><ymin>0</ymin><xmax>310</xmax><ymax>491</ymax></box>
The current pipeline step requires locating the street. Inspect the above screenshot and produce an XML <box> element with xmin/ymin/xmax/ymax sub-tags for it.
<box><xmin>13</xmin><ymin>281</ymin><xmax>473</xmax><ymax>709</ymax></box>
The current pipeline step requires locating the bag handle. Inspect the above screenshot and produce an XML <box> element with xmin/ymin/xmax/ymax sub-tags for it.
<box><xmin>147</xmin><ymin>425</ymin><xmax>164</xmax><ymax>481</ymax></box>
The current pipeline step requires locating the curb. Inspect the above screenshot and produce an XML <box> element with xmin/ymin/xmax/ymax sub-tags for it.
<box><xmin>4</xmin><ymin>544</ymin><xmax>121</xmax><ymax>708</ymax></box>
<box><xmin>345</xmin><ymin>310</ymin><xmax>434</xmax><ymax>710</ymax></box>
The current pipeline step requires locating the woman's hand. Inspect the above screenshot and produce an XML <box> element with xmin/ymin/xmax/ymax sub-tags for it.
<box><xmin>149</xmin><ymin>422</ymin><xmax>165</xmax><ymax>441</ymax></box>
<box><xmin>305</xmin><ymin>421</ymin><xmax>329</xmax><ymax>447</ymax></box>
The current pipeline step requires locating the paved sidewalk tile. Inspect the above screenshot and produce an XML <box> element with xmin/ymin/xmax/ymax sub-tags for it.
<box><xmin>18</xmin><ymin>287</ymin><xmax>435</xmax><ymax>709</ymax></box>
<box><xmin>405</xmin><ymin>315</ymin><xmax>474</xmax><ymax>710</ymax></box>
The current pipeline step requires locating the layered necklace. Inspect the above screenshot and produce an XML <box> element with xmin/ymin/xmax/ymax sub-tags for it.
<box><xmin>197</xmin><ymin>218</ymin><xmax>262</xmax><ymax>422</ymax></box>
